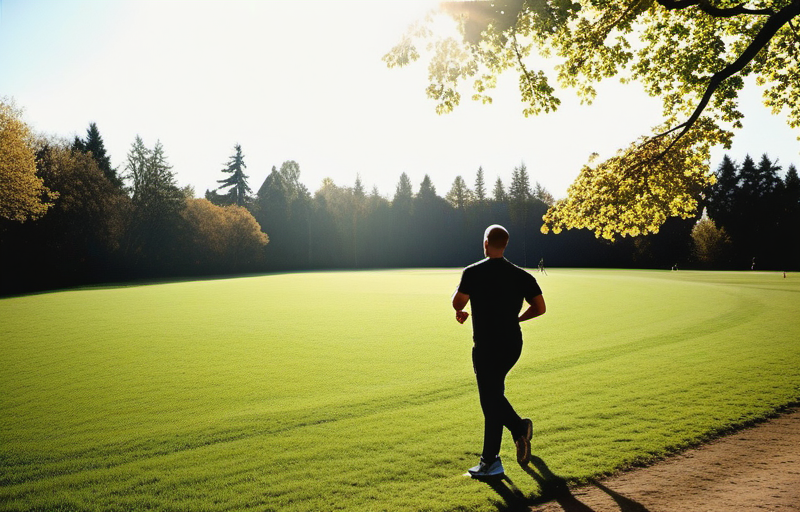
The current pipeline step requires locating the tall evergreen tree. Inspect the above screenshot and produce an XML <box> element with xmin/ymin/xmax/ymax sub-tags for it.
<box><xmin>123</xmin><ymin>137</ymin><xmax>184</xmax><ymax>269</ymax></box>
<box><xmin>73</xmin><ymin>122</ymin><xmax>123</xmax><ymax>189</ymax></box>
<box><xmin>493</xmin><ymin>177</ymin><xmax>506</xmax><ymax>203</ymax></box>
<box><xmin>354</xmin><ymin>174</ymin><xmax>366</xmax><ymax>200</ymax></box>
<box><xmin>533</xmin><ymin>181</ymin><xmax>555</xmax><ymax>206</ymax></box>
<box><xmin>474</xmin><ymin>166</ymin><xmax>486</xmax><ymax>203</ymax></box>
<box><xmin>445</xmin><ymin>175</ymin><xmax>473</xmax><ymax>210</ymax></box>
<box><xmin>509</xmin><ymin>162</ymin><xmax>533</xmax><ymax>265</ymax></box>
<box><xmin>509</xmin><ymin>162</ymin><xmax>532</xmax><ymax>204</ymax></box>
<box><xmin>706</xmin><ymin>155</ymin><xmax>739</xmax><ymax>230</ymax></box>
<box><xmin>394</xmin><ymin>172</ymin><xmax>414</xmax><ymax>211</ymax></box>
<box><xmin>417</xmin><ymin>174</ymin><xmax>437</xmax><ymax>201</ymax></box>
<box><xmin>777</xmin><ymin>164</ymin><xmax>800</xmax><ymax>269</ymax></box>
<box><xmin>216</xmin><ymin>144</ymin><xmax>251</xmax><ymax>207</ymax></box>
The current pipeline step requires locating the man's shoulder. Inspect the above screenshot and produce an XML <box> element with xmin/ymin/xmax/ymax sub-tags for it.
<box><xmin>463</xmin><ymin>257</ymin><xmax>491</xmax><ymax>272</ymax></box>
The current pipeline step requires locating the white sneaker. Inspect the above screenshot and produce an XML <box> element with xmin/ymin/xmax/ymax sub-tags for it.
<box><xmin>467</xmin><ymin>456</ymin><xmax>504</xmax><ymax>478</ymax></box>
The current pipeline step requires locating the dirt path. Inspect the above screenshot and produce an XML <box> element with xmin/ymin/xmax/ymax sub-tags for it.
<box><xmin>523</xmin><ymin>408</ymin><xmax>800</xmax><ymax>512</ymax></box>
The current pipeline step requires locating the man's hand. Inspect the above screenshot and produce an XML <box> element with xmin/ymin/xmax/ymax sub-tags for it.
<box><xmin>455</xmin><ymin>310</ymin><xmax>470</xmax><ymax>324</ymax></box>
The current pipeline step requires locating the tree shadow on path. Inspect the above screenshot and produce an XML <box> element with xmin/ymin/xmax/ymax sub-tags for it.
<box><xmin>481</xmin><ymin>456</ymin><xmax>651</xmax><ymax>512</ymax></box>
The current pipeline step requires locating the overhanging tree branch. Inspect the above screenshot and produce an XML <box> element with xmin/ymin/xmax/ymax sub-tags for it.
<box><xmin>651</xmin><ymin>0</ymin><xmax>800</xmax><ymax>159</ymax></box>
<box><xmin>657</xmin><ymin>0</ymin><xmax>775</xmax><ymax>17</ymax></box>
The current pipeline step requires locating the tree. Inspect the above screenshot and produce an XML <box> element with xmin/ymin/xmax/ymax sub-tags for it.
<box><xmin>72</xmin><ymin>122</ymin><xmax>123</xmax><ymax>189</ymax></box>
<box><xmin>182</xmin><ymin>198</ymin><xmax>267</xmax><ymax>271</ymax></box>
<box><xmin>691</xmin><ymin>213</ymin><xmax>731</xmax><ymax>267</ymax></box>
<box><xmin>417</xmin><ymin>174</ymin><xmax>438</xmax><ymax>201</ymax></box>
<box><xmin>29</xmin><ymin>143</ymin><xmax>130</xmax><ymax>281</ymax></box>
<box><xmin>0</xmin><ymin>100</ymin><xmax>56</xmax><ymax>222</ymax></box>
<box><xmin>778</xmin><ymin>163</ymin><xmax>800</xmax><ymax>268</ymax></box>
<box><xmin>474</xmin><ymin>166</ymin><xmax>487</xmax><ymax>203</ymax></box>
<box><xmin>386</xmin><ymin>0</ymin><xmax>800</xmax><ymax>238</ymax></box>
<box><xmin>533</xmin><ymin>181</ymin><xmax>555</xmax><ymax>206</ymax></box>
<box><xmin>125</xmin><ymin>137</ymin><xmax>182</xmax><ymax>214</ymax></box>
<box><xmin>279</xmin><ymin>160</ymin><xmax>308</xmax><ymax>202</ymax></box>
<box><xmin>509</xmin><ymin>162</ymin><xmax>533</xmax><ymax>264</ymax></box>
<box><xmin>394</xmin><ymin>172</ymin><xmax>414</xmax><ymax>211</ymax></box>
<box><xmin>509</xmin><ymin>162</ymin><xmax>532</xmax><ymax>205</ymax></box>
<box><xmin>123</xmin><ymin>137</ymin><xmax>185</xmax><ymax>269</ymax></box>
<box><xmin>706</xmin><ymin>154</ymin><xmax>740</xmax><ymax>229</ymax></box>
<box><xmin>446</xmin><ymin>175</ymin><xmax>474</xmax><ymax>210</ymax></box>
<box><xmin>493</xmin><ymin>176</ymin><xmax>507</xmax><ymax>203</ymax></box>
<box><xmin>216</xmin><ymin>144</ymin><xmax>251</xmax><ymax>207</ymax></box>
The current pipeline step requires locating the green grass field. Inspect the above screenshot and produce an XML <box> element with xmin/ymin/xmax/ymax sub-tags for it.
<box><xmin>1</xmin><ymin>269</ymin><xmax>799</xmax><ymax>512</ymax></box>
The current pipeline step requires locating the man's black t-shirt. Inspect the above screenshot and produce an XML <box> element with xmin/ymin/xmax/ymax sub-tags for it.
<box><xmin>457</xmin><ymin>257</ymin><xmax>542</xmax><ymax>345</ymax></box>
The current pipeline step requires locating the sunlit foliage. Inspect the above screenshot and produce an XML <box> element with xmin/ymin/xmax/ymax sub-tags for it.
<box><xmin>182</xmin><ymin>198</ymin><xmax>268</xmax><ymax>269</ymax></box>
<box><xmin>386</xmin><ymin>0</ymin><xmax>800</xmax><ymax>238</ymax></box>
<box><xmin>542</xmin><ymin>118</ymin><xmax>724</xmax><ymax>239</ymax></box>
<box><xmin>691</xmin><ymin>214</ymin><xmax>732</xmax><ymax>265</ymax></box>
<box><xmin>0</xmin><ymin>101</ymin><xmax>56</xmax><ymax>222</ymax></box>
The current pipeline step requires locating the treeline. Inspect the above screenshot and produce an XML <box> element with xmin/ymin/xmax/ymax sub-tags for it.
<box><xmin>2</xmin><ymin>112</ymin><xmax>798</xmax><ymax>295</ymax></box>
<box><xmin>700</xmin><ymin>154</ymin><xmax>800</xmax><ymax>269</ymax></box>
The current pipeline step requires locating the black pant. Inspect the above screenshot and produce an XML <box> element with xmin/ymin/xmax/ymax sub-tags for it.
<box><xmin>472</xmin><ymin>339</ymin><xmax>524</xmax><ymax>460</ymax></box>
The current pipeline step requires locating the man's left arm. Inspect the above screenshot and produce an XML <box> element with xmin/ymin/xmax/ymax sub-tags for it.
<box><xmin>519</xmin><ymin>294</ymin><xmax>545</xmax><ymax>322</ymax></box>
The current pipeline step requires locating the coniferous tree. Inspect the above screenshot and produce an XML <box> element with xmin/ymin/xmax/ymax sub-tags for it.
<box><xmin>781</xmin><ymin>164</ymin><xmax>800</xmax><ymax>268</ymax></box>
<box><xmin>509</xmin><ymin>162</ymin><xmax>532</xmax><ymax>205</ymax></box>
<box><xmin>123</xmin><ymin>137</ymin><xmax>184</xmax><ymax>271</ymax></box>
<box><xmin>394</xmin><ymin>172</ymin><xmax>414</xmax><ymax>212</ymax></box>
<box><xmin>533</xmin><ymin>181</ymin><xmax>555</xmax><ymax>206</ymax></box>
<box><xmin>353</xmin><ymin>174</ymin><xmax>366</xmax><ymax>267</ymax></box>
<box><xmin>446</xmin><ymin>175</ymin><xmax>473</xmax><ymax>210</ymax></box>
<box><xmin>474</xmin><ymin>166</ymin><xmax>486</xmax><ymax>203</ymax></box>
<box><xmin>73</xmin><ymin>123</ymin><xmax>123</xmax><ymax>189</ymax></box>
<box><xmin>493</xmin><ymin>177</ymin><xmax>507</xmax><ymax>203</ymax></box>
<box><xmin>509</xmin><ymin>162</ymin><xmax>533</xmax><ymax>265</ymax></box>
<box><xmin>706</xmin><ymin>155</ymin><xmax>739</xmax><ymax>230</ymax></box>
<box><xmin>417</xmin><ymin>174</ymin><xmax>437</xmax><ymax>201</ymax></box>
<box><xmin>216</xmin><ymin>144</ymin><xmax>251</xmax><ymax>207</ymax></box>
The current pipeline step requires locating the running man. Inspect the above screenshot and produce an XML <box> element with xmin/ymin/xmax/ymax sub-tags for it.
<box><xmin>452</xmin><ymin>224</ymin><xmax>546</xmax><ymax>478</ymax></box>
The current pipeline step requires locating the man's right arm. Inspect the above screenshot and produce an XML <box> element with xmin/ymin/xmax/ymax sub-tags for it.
<box><xmin>452</xmin><ymin>290</ymin><xmax>470</xmax><ymax>324</ymax></box>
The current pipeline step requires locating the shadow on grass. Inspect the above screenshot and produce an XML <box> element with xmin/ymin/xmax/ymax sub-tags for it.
<box><xmin>479</xmin><ymin>455</ymin><xmax>651</xmax><ymax>512</ymax></box>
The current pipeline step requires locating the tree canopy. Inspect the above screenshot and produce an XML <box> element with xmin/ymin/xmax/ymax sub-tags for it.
<box><xmin>216</xmin><ymin>144</ymin><xmax>252</xmax><ymax>207</ymax></box>
<box><xmin>385</xmin><ymin>0</ymin><xmax>800</xmax><ymax>239</ymax></box>
<box><xmin>0</xmin><ymin>101</ymin><xmax>56</xmax><ymax>222</ymax></box>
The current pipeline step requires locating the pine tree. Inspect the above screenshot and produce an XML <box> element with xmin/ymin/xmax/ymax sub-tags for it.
<box><xmin>533</xmin><ymin>181</ymin><xmax>554</xmax><ymax>206</ymax></box>
<box><xmin>73</xmin><ymin>122</ymin><xmax>123</xmax><ymax>189</ymax></box>
<box><xmin>418</xmin><ymin>174</ymin><xmax>437</xmax><ymax>200</ymax></box>
<box><xmin>707</xmin><ymin>155</ymin><xmax>739</xmax><ymax>228</ymax></box>
<box><xmin>354</xmin><ymin>174</ymin><xmax>366</xmax><ymax>200</ymax></box>
<box><xmin>509</xmin><ymin>162</ymin><xmax>532</xmax><ymax>265</ymax></box>
<box><xmin>509</xmin><ymin>162</ymin><xmax>532</xmax><ymax>204</ymax></box>
<box><xmin>394</xmin><ymin>172</ymin><xmax>414</xmax><ymax>212</ymax></box>
<box><xmin>123</xmin><ymin>137</ymin><xmax>183</xmax><ymax>265</ymax></box>
<box><xmin>217</xmin><ymin>144</ymin><xmax>251</xmax><ymax>207</ymax></box>
<box><xmin>474</xmin><ymin>166</ymin><xmax>486</xmax><ymax>203</ymax></box>
<box><xmin>445</xmin><ymin>175</ymin><xmax>473</xmax><ymax>210</ymax></box>
<box><xmin>493</xmin><ymin>177</ymin><xmax>506</xmax><ymax>203</ymax></box>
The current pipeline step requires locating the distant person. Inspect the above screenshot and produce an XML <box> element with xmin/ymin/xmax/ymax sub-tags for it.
<box><xmin>538</xmin><ymin>257</ymin><xmax>547</xmax><ymax>275</ymax></box>
<box><xmin>452</xmin><ymin>224</ymin><xmax>547</xmax><ymax>478</ymax></box>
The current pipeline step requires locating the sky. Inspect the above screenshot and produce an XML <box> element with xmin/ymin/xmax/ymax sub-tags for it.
<box><xmin>1</xmin><ymin>0</ymin><xmax>798</xmax><ymax>200</ymax></box>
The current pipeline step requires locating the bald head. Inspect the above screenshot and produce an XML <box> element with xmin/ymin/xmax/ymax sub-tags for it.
<box><xmin>483</xmin><ymin>225</ymin><xmax>509</xmax><ymax>257</ymax></box>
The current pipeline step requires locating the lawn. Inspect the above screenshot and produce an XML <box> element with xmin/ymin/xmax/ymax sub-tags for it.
<box><xmin>1</xmin><ymin>269</ymin><xmax>798</xmax><ymax>512</ymax></box>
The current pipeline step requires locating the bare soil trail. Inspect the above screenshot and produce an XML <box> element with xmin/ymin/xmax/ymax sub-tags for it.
<box><xmin>492</xmin><ymin>408</ymin><xmax>800</xmax><ymax>512</ymax></box>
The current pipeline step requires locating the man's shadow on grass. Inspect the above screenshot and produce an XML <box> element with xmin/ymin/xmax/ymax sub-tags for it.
<box><xmin>480</xmin><ymin>456</ymin><xmax>650</xmax><ymax>512</ymax></box>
